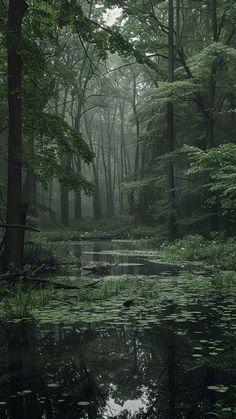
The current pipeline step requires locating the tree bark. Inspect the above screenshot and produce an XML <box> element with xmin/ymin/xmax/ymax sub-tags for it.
<box><xmin>84</xmin><ymin>113</ymin><xmax>102</xmax><ymax>219</ymax></box>
<box><xmin>60</xmin><ymin>157</ymin><xmax>71</xmax><ymax>227</ymax></box>
<box><xmin>60</xmin><ymin>88</ymin><xmax>70</xmax><ymax>226</ymax></box>
<box><xmin>119</xmin><ymin>101</ymin><xmax>125</xmax><ymax>214</ymax></box>
<box><xmin>3</xmin><ymin>0</ymin><xmax>28</xmax><ymax>268</ymax></box>
<box><xmin>74</xmin><ymin>157</ymin><xmax>82</xmax><ymax>220</ymax></box>
<box><xmin>74</xmin><ymin>99</ymin><xmax>83</xmax><ymax>220</ymax></box>
<box><xmin>167</xmin><ymin>0</ymin><xmax>178</xmax><ymax>240</ymax></box>
<box><xmin>22</xmin><ymin>130</ymin><xmax>37</xmax><ymax>217</ymax></box>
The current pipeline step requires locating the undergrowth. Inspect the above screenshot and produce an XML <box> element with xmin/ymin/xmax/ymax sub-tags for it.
<box><xmin>0</xmin><ymin>282</ymin><xmax>54</xmax><ymax>320</ymax></box>
<box><xmin>158</xmin><ymin>235</ymin><xmax>236</xmax><ymax>270</ymax></box>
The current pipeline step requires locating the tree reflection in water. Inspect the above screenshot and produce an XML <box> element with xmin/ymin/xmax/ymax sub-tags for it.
<box><xmin>0</xmin><ymin>323</ymin><xmax>235</xmax><ymax>418</ymax></box>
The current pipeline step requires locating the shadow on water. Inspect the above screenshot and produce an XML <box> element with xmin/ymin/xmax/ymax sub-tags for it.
<box><xmin>0</xmin><ymin>240</ymin><xmax>235</xmax><ymax>418</ymax></box>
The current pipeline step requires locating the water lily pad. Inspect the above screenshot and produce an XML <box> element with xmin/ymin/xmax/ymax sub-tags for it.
<box><xmin>77</xmin><ymin>401</ymin><xmax>90</xmax><ymax>406</ymax></box>
<box><xmin>47</xmin><ymin>383</ymin><xmax>59</xmax><ymax>388</ymax></box>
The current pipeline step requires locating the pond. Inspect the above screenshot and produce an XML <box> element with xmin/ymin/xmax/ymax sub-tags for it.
<box><xmin>0</xmin><ymin>240</ymin><xmax>236</xmax><ymax>418</ymax></box>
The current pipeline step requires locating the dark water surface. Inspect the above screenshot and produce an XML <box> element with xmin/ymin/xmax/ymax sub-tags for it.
<box><xmin>0</xmin><ymin>240</ymin><xmax>236</xmax><ymax>419</ymax></box>
<box><xmin>64</xmin><ymin>239</ymin><xmax>181</xmax><ymax>276</ymax></box>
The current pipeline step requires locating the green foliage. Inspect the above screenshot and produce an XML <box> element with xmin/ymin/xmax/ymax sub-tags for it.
<box><xmin>22</xmin><ymin>113</ymin><xmax>94</xmax><ymax>191</ymax></box>
<box><xmin>189</xmin><ymin>42</ymin><xmax>236</xmax><ymax>82</ymax></box>
<box><xmin>143</xmin><ymin>81</ymin><xmax>201</xmax><ymax>109</ymax></box>
<box><xmin>159</xmin><ymin>235</ymin><xmax>236</xmax><ymax>270</ymax></box>
<box><xmin>182</xmin><ymin>144</ymin><xmax>236</xmax><ymax>214</ymax></box>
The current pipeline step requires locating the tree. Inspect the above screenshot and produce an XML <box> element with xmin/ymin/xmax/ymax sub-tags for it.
<box><xmin>167</xmin><ymin>0</ymin><xmax>178</xmax><ymax>240</ymax></box>
<box><xmin>3</xmin><ymin>0</ymin><xmax>28</xmax><ymax>269</ymax></box>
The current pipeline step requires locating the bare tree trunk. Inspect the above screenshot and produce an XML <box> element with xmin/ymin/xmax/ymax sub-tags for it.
<box><xmin>119</xmin><ymin>102</ymin><xmax>125</xmax><ymax>214</ymax></box>
<box><xmin>74</xmin><ymin>99</ymin><xmax>83</xmax><ymax>220</ymax></box>
<box><xmin>48</xmin><ymin>180</ymin><xmax>54</xmax><ymax>221</ymax></box>
<box><xmin>132</xmin><ymin>71</ymin><xmax>140</xmax><ymax>182</ymax></box>
<box><xmin>60</xmin><ymin>88</ymin><xmax>70</xmax><ymax>226</ymax></box>
<box><xmin>22</xmin><ymin>129</ymin><xmax>37</xmax><ymax>217</ymax></box>
<box><xmin>84</xmin><ymin>113</ymin><xmax>102</xmax><ymax>219</ymax></box>
<box><xmin>106</xmin><ymin>113</ymin><xmax>115</xmax><ymax>218</ymax></box>
<box><xmin>74</xmin><ymin>157</ymin><xmax>82</xmax><ymax>220</ymax></box>
<box><xmin>60</xmin><ymin>179</ymin><xmax>70</xmax><ymax>226</ymax></box>
<box><xmin>207</xmin><ymin>0</ymin><xmax>219</xmax><ymax>231</ymax></box>
<box><xmin>3</xmin><ymin>0</ymin><xmax>28</xmax><ymax>268</ymax></box>
<box><xmin>167</xmin><ymin>0</ymin><xmax>178</xmax><ymax>240</ymax></box>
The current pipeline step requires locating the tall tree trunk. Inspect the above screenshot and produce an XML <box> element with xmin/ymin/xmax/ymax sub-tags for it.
<box><xmin>74</xmin><ymin>100</ymin><xmax>83</xmax><ymax>220</ymax></box>
<box><xmin>3</xmin><ymin>0</ymin><xmax>27</xmax><ymax>268</ymax></box>
<box><xmin>84</xmin><ymin>113</ymin><xmax>102</xmax><ymax>219</ymax></box>
<box><xmin>167</xmin><ymin>0</ymin><xmax>178</xmax><ymax>240</ymax></box>
<box><xmin>132</xmin><ymin>72</ymin><xmax>140</xmax><ymax>182</ymax></box>
<box><xmin>60</xmin><ymin>88</ymin><xmax>70</xmax><ymax>226</ymax></box>
<box><xmin>60</xmin><ymin>183</ymin><xmax>69</xmax><ymax>227</ymax></box>
<box><xmin>60</xmin><ymin>157</ymin><xmax>70</xmax><ymax>226</ymax></box>
<box><xmin>212</xmin><ymin>0</ymin><xmax>218</xmax><ymax>42</ymax></box>
<box><xmin>206</xmin><ymin>0</ymin><xmax>219</xmax><ymax>231</ymax></box>
<box><xmin>107</xmin><ymin>120</ymin><xmax>115</xmax><ymax>218</ymax></box>
<box><xmin>74</xmin><ymin>157</ymin><xmax>82</xmax><ymax>220</ymax></box>
<box><xmin>22</xmin><ymin>130</ymin><xmax>37</xmax><ymax>217</ymax></box>
<box><xmin>119</xmin><ymin>102</ymin><xmax>125</xmax><ymax>214</ymax></box>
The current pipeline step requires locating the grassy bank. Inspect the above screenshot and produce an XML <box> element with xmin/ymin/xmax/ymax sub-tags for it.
<box><xmin>156</xmin><ymin>235</ymin><xmax>236</xmax><ymax>271</ymax></box>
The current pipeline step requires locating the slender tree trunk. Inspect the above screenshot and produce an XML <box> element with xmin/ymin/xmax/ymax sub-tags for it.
<box><xmin>60</xmin><ymin>156</ymin><xmax>71</xmax><ymax>226</ymax></box>
<box><xmin>48</xmin><ymin>180</ymin><xmax>54</xmax><ymax>222</ymax></box>
<box><xmin>41</xmin><ymin>184</ymin><xmax>45</xmax><ymax>224</ymax></box>
<box><xmin>119</xmin><ymin>102</ymin><xmax>125</xmax><ymax>214</ymax></box>
<box><xmin>60</xmin><ymin>182</ymin><xmax>69</xmax><ymax>226</ymax></box>
<box><xmin>74</xmin><ymin>100</ymin><xmax>83</xmax><ymax>220</ymax></box>
<box><xmin>22</xmin><ymin>130</ymin><xmax>37</xmax><ymax>217</ymax></box>
<box><xmin>107</xmin><ymin>141</ymin><xmax>115</xmax><ymax>218</ymax></box>
<box><xmin>101</xmin><ymin>136</ymin><xmax>110</xmax><ymax>217</ymax></box>
<box><xmin>212</xmin><ymin>0</ymin><xmax>218</xmax><ymax>41</ymax></box>
<box><xmin>3</xmin><ymin>0</ymin><xmax>28</xmax><ymax>268</ymax></box>
<box><xmin>74</xmin><ymin>157</ymin><xmax>82</xmax><ymax>220</ymax></box>
<box><xmin>84</xmin><ymin>113</ymin><xmax>102</xmax><ymax>219</ymax></box>
<box><xmin>132</xmin><ymin>72</ymin><xmax>140</xmax><ymax>182</ymax></box>
<box><xmin>60</xmin><ymin>88</ymin><xmax>70</xmax><ymax>226</ymax></box>
<box><xmin>207</xmin><ymin>0</ymin><xmax>219</xmax><ymax>231</ymax></box>
<box><xmin>167</xmin><ymin>0</ymin><xmax>178</xmax><ymax>240</ymax></box>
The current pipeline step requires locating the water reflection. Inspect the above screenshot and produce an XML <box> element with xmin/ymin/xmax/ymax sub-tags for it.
<box><xmin>63</xmin><ymin>240</ymin><xmax>180</xmax><ymax>276</ymax></box>
<box><xmin>1</xmin><ymin>240</ymin><xmax>236</xmax><ymax>418</ymax></box>
<box><xmin>1</xmin><ymin>321</ymin><xmax>235</xmax><ymax>418</ymax></box>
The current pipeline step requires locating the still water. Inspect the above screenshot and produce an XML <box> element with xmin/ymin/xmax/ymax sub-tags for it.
<box><xmin>0</xmin><ymin>240</ymin><xmax>236</xmax><ymax>418</ymax></box>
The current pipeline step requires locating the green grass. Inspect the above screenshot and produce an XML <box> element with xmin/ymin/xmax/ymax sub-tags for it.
<box><xmin>0</xmin><ymin>282</ymin><xmax>54</xmax><ymax>320</ymax></box>
<box><xmin>157</xmin><ymin>235</ymin><xmax>236</xmax><ymax>270</ymax></box>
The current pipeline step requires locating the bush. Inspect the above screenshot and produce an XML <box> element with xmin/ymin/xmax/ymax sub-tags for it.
<box><xmin>24</xmin><ymin>236</ymin><xmax>59</xmax><ymax>267</ymax></box>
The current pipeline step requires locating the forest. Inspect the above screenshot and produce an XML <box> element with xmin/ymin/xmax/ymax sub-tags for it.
<box><xmin>0</xmin><ymin>0</ymin><xmax>236</xmax><ymax>418</ymax></box>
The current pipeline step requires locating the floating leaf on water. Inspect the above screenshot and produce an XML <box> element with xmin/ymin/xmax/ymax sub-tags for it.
<box><xmin>21</xmin><ymin>390</ymin><xmax>33</xmax><ymax>395</ymax></box>
<box><xmin>47</xmin><ymin>383</ymin><xmax>59</xmax><ymax>388</ymax></box>
<box><xmin>207</xmin><ymin>385</ymin><xmax>229</xmax><ymax>393</ymax></box>
<box><xmin>77</xmin><ymin>401</ymin><xmax>90</xmax><ymax>406</ymax></box>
